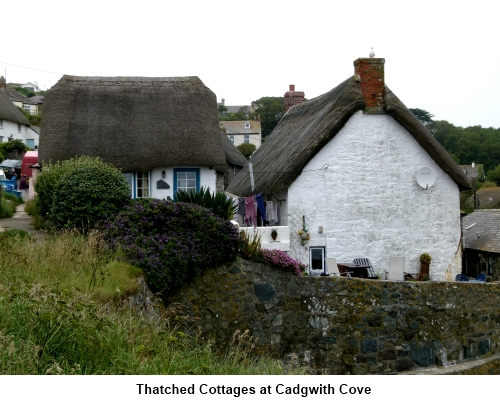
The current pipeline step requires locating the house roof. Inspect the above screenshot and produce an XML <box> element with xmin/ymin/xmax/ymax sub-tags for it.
<box><xmin>39</xmin><ymin>75</ymin><xmax>227</xmax><ymax>172</ymax></box>
<box><xmin>0</xmin><ymin>89</ymin><xmax>31</xmax><ymax>125</ymax></box>
<box><xmin>466</xmin><ymin>187</ymin><xmax>500</xmax><ymax>208</ymax></box>
<box><xmin>29</xmin><ymin>95</ymin><xmax>44</xmax><ymax>104</ymax></box>
<box><xmin>227</xmin><ymin>76</ymin><xmax>471</xmax><ymax>196</ymax></box>
<box><xmin>5</xmin><ymin>87</ymin><xmax>32</xmax><ymax>104</ymax></box>
<box><xmin>459</xmin><ymin>163</ymin><xmax>484</xmax><ymax>179</ymax></box>
<box><xmin>463</xmin><ymin>210</ymin><xmax>500</xmax><ymax>253</ymax></box>
<box><xmin>220</xmin><ymin>131</ymin><xmax>247</xmax><ymax>167</ymax></box>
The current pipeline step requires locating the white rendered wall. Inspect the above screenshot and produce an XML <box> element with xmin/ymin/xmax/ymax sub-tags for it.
<box><xmin>150</xmin><ymin>166</ymin><xmax>217</xmax><ymax>200</ymax></box>
<box><xmin>287</xmin><ymin>111</ymin><xmax>462</xmax><ymax>280</ymax></box>
<box><xmin>0</xmin><ymin>120</ymin><xmax>34</xmax><ymax>147</ymax></box>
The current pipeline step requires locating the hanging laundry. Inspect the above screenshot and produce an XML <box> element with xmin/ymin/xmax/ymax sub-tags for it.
<box><xmin>238</xmin><ymin>197</ymin><xmax>246</xmax><ymax>225</ymax></box>
<box><xmin>266</xmin><ymin>200</ymin><xmax>276</xmax><ymax>223</ymax></box>
<box><xmin>245</xmin><ymin>196</ymin><xmax>257</xmax><ymax>227</ymax></box>
<box><xmin>255</xmin><ymin>193</ymin><xmax>266</xmax><ymax>222</ymax></box>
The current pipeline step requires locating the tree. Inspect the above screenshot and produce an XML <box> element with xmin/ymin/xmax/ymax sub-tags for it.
<box><xmin>250</xmin><ymin>97</ymin><xmax>284</xmax><ymax>139</ymax></box>
<box><xmin>486</xmin><ymin>163</ymin><xmax>500</xmax><ymax>185</ymax></box>
<box><xmin>410</xmin><ymin>108</ymin><xmax>435</xmax><ymax>133</ymax></box>
<box><xmin>0</xmin><ymin>139</ymin><xmax>28</xmax><ymax>159</ymax></box>
<box><xmin>237</xmin><ymin>143</ymin><xmax>256</xmax><ymax>159</ymax></box>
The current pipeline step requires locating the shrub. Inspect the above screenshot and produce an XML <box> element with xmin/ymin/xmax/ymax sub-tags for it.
<box><xmin>101</xmin><ymin>199</ymin><xmax>242</xmax><ymax>293</ymax></box>
<box><xmin>36</xmin><ymin>156</ymin><xmax>130</xmax><ymax>232</ymax></box>
<box><xmin>175</xmin><ymin>186</ymin><xmax>237</xmax><ymax>221</ymax></box>
<box><xmin>261</xmin><ymin>249</ymin><xmax>306</xmax><ymax>276</ymax></box>
<box><xmin>0</xmin><ymin>139</ymin><xmax>28</xmax><ymax>158</ymax></box>
<box><xmin>419</xmin><ymin>253</ymin><xmax>432</xmax><ymax>264</ymax></box>
<box><xmin>240</xmin><ymin>230</ymin><xmax>263</xmax><ymax>262</ymax></box>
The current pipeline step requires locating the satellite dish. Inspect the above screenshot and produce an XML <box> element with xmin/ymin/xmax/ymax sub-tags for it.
<box><xmin>416</xmin><ymin>167</ymin><xmax>436</xmax><ymax>189</ymax></box>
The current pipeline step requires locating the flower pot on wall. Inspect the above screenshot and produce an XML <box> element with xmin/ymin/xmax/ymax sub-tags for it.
<box><xmin>420</xmin><ymin>263</ymin><xmax>429</xmax><ymax>279</ymax></box>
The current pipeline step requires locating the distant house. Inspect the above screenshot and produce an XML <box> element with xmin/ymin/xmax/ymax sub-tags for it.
<box><xmin>219</xmin><ymin>120</ymin><xmax>262</xmax><ymax>150</ymax></box>
<box><xmin>217</xmin><ymin>98</ymin><xmax>253</xmax><ymax>118</ymax></box>
<box><xmin>227</xmin><ymin>57</ymin><xmax>470</xmax><ymax>280</ymax></box>
<box><xmin>0</xmin><ymin>77</ymin><xmax>39</xmax><ymax>149</ymax></box>
<box><xmin>466</xmin><ymin>187</ymin><xmax>500</xmax><ymax>209</ymax></box>
<box><xmin>459</xmin><ymin>162</ymin><xmax>485</xmax><ymax>181</ymax></box>
<box><xmin>220</xmin><ymin>131</ymin><xmax>247</xmax><ymax>189</ymax></box>
<box><xmin>462</xmin><ymin>210</ymin><xmax>500</xmax><ymax>281</ymax></box>
<box><xmin>40</xmin><ymin>75</ymin><xmax>227</xmax><ymax>199</ymax></box>
<box><xmin>29</xmin><ymin>95</ymin><xmax>44</xmax><ymax>116</ymax></box>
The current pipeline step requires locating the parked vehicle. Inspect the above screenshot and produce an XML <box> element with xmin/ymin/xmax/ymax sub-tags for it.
<box><xmin>0</xmin><ymin>168</ymin><xmax>6</xmax><ymax>181</ymax></box>
<box><xmin>21</xmin><ymin>151</ymin><xmax>38</xmax><ymax>178</ymax></box>
<box><xmin>0</xmin><ymin>159</ymin><xmax>22</xmax><ymax>180</ymax></box>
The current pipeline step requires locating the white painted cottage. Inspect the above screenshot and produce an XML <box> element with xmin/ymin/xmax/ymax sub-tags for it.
<box><xmin>227</xmin><ymin>57</ymin><xmax>471</xmax><ymax>281</ymax></box>
<box><xmin>39</xmin><ymin>75</ymin><xmax>228</xmax><ymax>199</ymax></box>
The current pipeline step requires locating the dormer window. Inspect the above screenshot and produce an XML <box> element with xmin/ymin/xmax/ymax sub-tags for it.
<box><xmin>244</xmin><ymin>123</ymin><xmax>250</xmax><ymax>129</ymax></box>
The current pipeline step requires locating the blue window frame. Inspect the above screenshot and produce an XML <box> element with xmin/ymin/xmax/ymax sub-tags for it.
<box><xmin>174</xmin><ymin>168</ymin><xmax>200</xmax><ymax>199</ymax></box>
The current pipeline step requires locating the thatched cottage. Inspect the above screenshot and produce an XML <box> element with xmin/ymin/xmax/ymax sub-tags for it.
<box><xmin>0</xmin><ymin>77</ymin><xmax>39</xmax><ymax>149</ymax></box>
<box><xmin>39</xmin><ymin>75</ymin><xmax>227</xmax><ymax>199</ymax></box>
<box><xmin>227</xmin><ymin>57</ymin><xmax>471</xmax><ymax>280</ymax></box>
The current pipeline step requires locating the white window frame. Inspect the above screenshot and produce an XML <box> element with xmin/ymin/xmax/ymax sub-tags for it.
<box><xmin>229</xmin><ymin>135</ymin><xmax>234</xmax><ymax>144</ymax></box>
<box><xmin>309</xmin><ymin>247</ymin><xmax>325</xmax><ymax>276</ymax></box>
<box><xmin>244</xmin><ymin>123</ymin><xmax>250</xmax><ymax>129</ymax></box>
<box><xmin>136</xmin><ymin>172</ymin><xmax>150</xmax><ymax>198</ymax></box>
<box><xmin>244</xmin><ymin>135</ymin><xmax>250</xmax><ymax>144</ymax></box>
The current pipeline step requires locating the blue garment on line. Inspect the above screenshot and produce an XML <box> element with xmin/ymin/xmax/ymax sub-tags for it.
<box><xmin>255</xmin><ymin>193</ymin><xmax>266</xmax><ymax>221</ymax></box>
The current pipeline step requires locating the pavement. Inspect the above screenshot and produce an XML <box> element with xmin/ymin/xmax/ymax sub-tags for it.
<box><xmin>0</xmin><ymin>203</ymin><xmax>38</xmax><ymax>234</ymax></box>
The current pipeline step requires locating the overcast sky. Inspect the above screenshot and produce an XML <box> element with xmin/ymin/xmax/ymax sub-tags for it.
<box><xmin>2</xmin><ymin>0</ymin><xmax>498</xmax><ymax>128</ymax></box>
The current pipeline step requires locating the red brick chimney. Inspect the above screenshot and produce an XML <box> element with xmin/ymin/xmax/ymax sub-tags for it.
<box><xmin>284</xmin><ymin>84</ymin><xmax>305</xmax><ymax>113</ymax></box>
<box><xmin>353</xmin><ymin>58</ymin><xmax>385</xmax><ymax>113</ymax></box>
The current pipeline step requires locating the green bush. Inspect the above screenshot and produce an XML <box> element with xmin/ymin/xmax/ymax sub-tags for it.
<box><xmin>101</xmin><ymin>199</ymin><xmax>242</xmax><ymax>293</ymax></box>
<box><xmin>48</xmin><ymin>157</ymin><xmax>130</xmax><ymax>231</ymax></box>
<box><xmin>0</xmin><ymin>139</ymin><xmax>28</xmax><ymax>158</ymax></box>
<box><xmin>175</xmin><ymin>186</ymin><xmax>237</xmax><ymax>220</ymax></box>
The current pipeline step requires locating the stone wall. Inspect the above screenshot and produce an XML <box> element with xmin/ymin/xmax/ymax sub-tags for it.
<box><xmin>166</xmin><ymin>258</ymin><xmax>500</xmax><ymax>374</ymax></box>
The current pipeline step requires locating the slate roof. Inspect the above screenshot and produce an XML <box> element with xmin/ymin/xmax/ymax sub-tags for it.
<box><xmin>459</xmin><ymin>164</ymin><xmax>484</xmax><ymax>179</ymax></box>
<box><xmin>0</xmin><ymin>89</ymin><xmax>31</xmax><ymax>125</ymax></box>
<box><xmin>227</xmin><ymin>76</ymin><xmax>471</xmax><ymax>196</ymax></box>
<box><xmin>463</xmin><ymin>210</ymin><xmax>500</xmax><ymax>253</ymax></box>
<box><xmin>466</xmin><ymin>187</ymin><xmax>500</xmax><ymax>209</ymax></box>
<box><xmin>39</xmin><ymin>75</ymin><xmax>227</xmax><ymax>172</ymax></box>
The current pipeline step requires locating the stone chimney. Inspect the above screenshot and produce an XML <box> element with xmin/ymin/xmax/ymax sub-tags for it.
<box><xmin>284</xmin><ymin>84</ymin><xmax>305</xmax><ymax>113</ymax></box>
<box><xmin>353</xmin><ymin>58</ymin><xmax>385</xmax><ymax>113</ymax></box>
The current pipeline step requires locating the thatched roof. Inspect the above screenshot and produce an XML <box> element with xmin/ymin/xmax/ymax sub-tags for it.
<box><xmin>220</xmin><ymin>132</ymin><xmax>247</xmax><ymax>167</ymax></box>
<box><xmin>39</xmin><ymin>75</ymin><xmax>227</xmax><ymax>172</ymax></box>
<box><xmin>0</xmin><ymin>89</ymin><xmax>31</xmax><ymax>125</ymax></box>
<box><xmin>227</xmin><ymin>76</ymin><xmax>471</xmax><ymax>196</ymax></box>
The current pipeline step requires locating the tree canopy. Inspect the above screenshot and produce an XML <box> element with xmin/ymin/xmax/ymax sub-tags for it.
<box><xmin>237</xmin><ymin>143</ymin><xmax>256</xmax><ymax>159</ymax></box>
<box><xmin>250</xmin><ymin>96</ymin><xmax>284</xmax><ymax>139</ymax></box>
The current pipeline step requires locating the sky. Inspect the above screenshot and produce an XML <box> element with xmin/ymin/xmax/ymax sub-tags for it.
<box><xmin>1</xmin><ymin>0</ymin><xmax>499</xmax><ymax>128</ymax></box>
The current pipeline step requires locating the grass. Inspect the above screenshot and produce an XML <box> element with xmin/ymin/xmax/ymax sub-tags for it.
<box><xmin>0</xmin><ymin>230</ymin><xmax>300</xmax><ymax>375</ymax></box>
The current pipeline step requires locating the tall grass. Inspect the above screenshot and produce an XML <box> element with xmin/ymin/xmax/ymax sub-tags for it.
<box><xmin>0</xmin><ymin>231</ymin><xmax>300</xmax><ymax>375</ymax></box>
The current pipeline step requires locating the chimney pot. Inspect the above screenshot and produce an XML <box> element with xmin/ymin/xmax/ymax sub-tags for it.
<box><xmin>289</xmin><ymin>84</ymin><xmax>295</xmax><ymax>91</ymax></box>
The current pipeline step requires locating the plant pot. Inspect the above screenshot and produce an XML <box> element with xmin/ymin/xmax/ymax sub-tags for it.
<box><xmin>271</xmin><ymin>234</ymin><xmax>277</xmax><ymax>241</ymax></box>
<box><xmin>420</xmin><ymin>262</ymin><xmax>429</xmax><ymax>279</ymax></box>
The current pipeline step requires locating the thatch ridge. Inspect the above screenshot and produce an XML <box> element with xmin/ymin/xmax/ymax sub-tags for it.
<box><xmin>39</xmin><ymin>75</ymin><xmax>227</xmax><ymax>172</ymax></box>
<box><xmin>227</xmin><ymin>76</ymin><xmax>471</xmax><ymax>196</ymax></box>
<box><xmin>0</xmin><ymin>89</ymin><xmax>31</xmax><ymax>125</ymax></box>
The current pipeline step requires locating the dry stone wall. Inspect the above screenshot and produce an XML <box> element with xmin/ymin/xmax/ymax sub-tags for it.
<box><xmin>166</xmin><ymin>258</ymin><xmax>500</xmax><ymax>374</ymax></box>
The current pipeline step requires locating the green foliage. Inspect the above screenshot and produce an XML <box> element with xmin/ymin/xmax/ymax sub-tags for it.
<box><xmin>18</xmin><ymin>107</ymin><xmax>42</xmax><ymax>127</ymax></box>
<box><xmin>237</xmin><ymin>143</ymin><xmax>256</xmax><ymax>159</ymax></box>
<box><xmin>175</xmin><ymin>186</ymin><xmax>237</xmax><ymax>220</ymax></box>
<box><xmin>0</xmin><ymin>139</ymin><xmax>28</xmax><ymax>158</ymax></box>
<box><xmin>13</xmin><ymin>86</ymin><xmax>36</xmax><ymax>98</ymax></box>
<box><xmin>410</xmin><ymin>108</ymin><xmax>435</xmax><ymax>133</ymax></box>
<box><xmin>481</xmin><ymin>181</ymin><xmax>496</xmax><ymax>188</ymax></box>
<box><xmin>0</xmin><ymin>189</ymin><xmax>22</xmax><ymax>219</ymax></box>
<box><xmin>101</xmin><ymin>199</ymin><xmax>242</xmax><ymax>293</ymax></box>
<box><xmin>0</xmin><ymin>148</ymin><xmax>4</xmax><ymax>161</ymax></box>
<box><xmin>420</xmin><ymin>253</ymin><xmax>432</xmax><ymax>264</ymax></box>
<box><xmin>239</xmin><ymin>230</ymin><xmax>263</xmax><ymax>262</ymax></box>
<box><xmin>486</xmin><ymin>163</ymin><xmax>500</xmax><ymax>185</ymax></box>
<box><xmin>250</xmin><ymin>96</ymin><xmax>284</xmax><ymax>139</ymax></box>
<box><xmin>50</xmin><ymin>157</ymin><xmax>130</xmax><ymax>231</ymax></box>
<box><xmin>34</xmin><ymin>156</ymin><xmax>130</xmax><ymax>231</ymax></box>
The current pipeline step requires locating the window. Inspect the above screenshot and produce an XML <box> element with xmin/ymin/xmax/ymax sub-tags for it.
<box><xmin>229</xmin><ymin>135</ymin><xmax>234</xmax><ymax>144</ymax></box>
<box><xmin>244</xmin><ymin>123</ymin><xmax>250</xmax><ymax>129</ymax></box>
<box><xmin>136</xmin><ymin>172</ymin><xmax>150</xmax><ymax>198</ymax></box>
<box><xmin>123</xmin><ymin>173</ymin><xmax>133</xmax><ymax>197</ymax></box>
<box><xmin>174</xmin><ymin>168</ymin><xmax>200</xmax><ymax>198</ymax></box>
<box><xmin>23</xmin><ymin>105</ymin><xmax>30</xmax><ymax>112</ymax></box>
<box><xmin>309</xmin><ymin>247</ymin><xmax>325</xmax><ymax>275</ymax></box>
<box><xmin>0</xmin><ymin>119</ymin><xmax>3</xmax><ymax>127</ymax></box>
<box><xmin>18</xmin><ymin>124</ymin><xmax>21</xmax><ymax>132</ymax></box>
<box><xmin>244</xmin><ymin>135</ymin><xmax>250</xmax><ymax>144</ymax></box>
<box><xmin>26</xmin><ymin>139</ymin><xmax>35</xmax><ymax>149</ymax></box>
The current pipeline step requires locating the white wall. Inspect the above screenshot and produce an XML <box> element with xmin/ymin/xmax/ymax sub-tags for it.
<box><xmin>287</xmin><ymin>111</ymin><xmax>462</xmax><ymax>280</ymax></box>
<box><xmin>150</xmin><ymin>166</ymin><xmax>217</xmax><ymax>200</ymax></box>
<box><xmin>0</xmin><ymin>119</ymin><xmax>37</xmax><ymax>148</ymax></box>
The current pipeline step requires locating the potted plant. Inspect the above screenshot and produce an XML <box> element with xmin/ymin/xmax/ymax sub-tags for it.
<box><xmin>419</xmin><ymin>253</ymin><xmax>432</xmax><ymax>280</ymax></box>
<box><xmin>271</xmin><ymin>228</ymin><xmax>278</xmax><ymax>241</ymax></box>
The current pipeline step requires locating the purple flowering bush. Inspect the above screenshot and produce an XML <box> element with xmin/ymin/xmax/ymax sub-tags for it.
<box><xmin>101</xmin><ymin>199</ymin><xmax>242</xmax><ymax>293</ymax></box>
<box><xmin>261</xmin><ymin>249</ymin><xmax>306</xmax><ymax>276</ymax></box>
